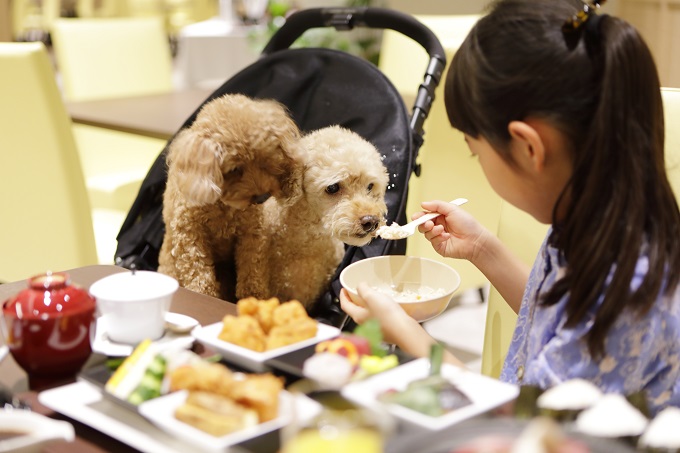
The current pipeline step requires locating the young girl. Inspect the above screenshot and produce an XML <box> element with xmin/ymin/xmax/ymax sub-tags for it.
<box><xmin>340</xmin><ymin>0</ymin><xmax>680</xmax><ymax>415</ymax></box>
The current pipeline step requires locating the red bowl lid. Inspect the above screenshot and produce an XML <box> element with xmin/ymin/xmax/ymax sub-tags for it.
<box><xmin>2</xmin><ymin>272</ymin><xmax>96</xmax><ymax>319</ymax></box>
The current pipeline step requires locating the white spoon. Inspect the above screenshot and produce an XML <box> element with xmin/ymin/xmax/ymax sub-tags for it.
<box><xmin>376</xmin><ymin>198</ymin><xmax>469</xmax><ymax>240</ymax></box>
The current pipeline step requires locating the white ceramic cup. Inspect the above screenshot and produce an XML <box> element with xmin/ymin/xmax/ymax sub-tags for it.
<box><xmin>89</xmin><ymin>271</ymin><xmax>179</xmax><ymax>345</ymax></box>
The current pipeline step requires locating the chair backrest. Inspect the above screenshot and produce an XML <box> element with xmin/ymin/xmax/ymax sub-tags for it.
<box><xmin>480</xmin><ymin>86</ymin><xmax>680</xmax><ymax>378</ymax></box>
<box><xmin>662</xmin><ymin>87</ymin><xmax>680</xmax><ymax>199</ymax></box>
<box><xmin>481</xmin><ymin>203</ymin><xmax>548</xmax><ymax>378</ymax></box>
<box><xmin>0</xmin><ymin>42</ymin><xmax>98</xmax><ymax>283</ymax></box>
<box><xmin>50</xmin><ymin>17</ymin><xmax>174</xmax><ymax>102</ymax></box>
<box><xmin>379</xmin><ymin>15</ymin><xmax>502</xmax><ymax>294</ymax></box>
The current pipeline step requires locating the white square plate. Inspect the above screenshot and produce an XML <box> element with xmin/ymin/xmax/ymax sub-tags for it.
<box><xmin>191</xmin><ymin>322</ymin><xmax>340</xmax><ymax>372</ymax></box>
<box><xmin>138</xmin><ymin>389</ymin><xmax>314</xmax><ymax>452</ymax></box>
<box><xmin>341</xmin><ymin>358</ymin><xmax>519</xmax><ymax>431</ymax></box>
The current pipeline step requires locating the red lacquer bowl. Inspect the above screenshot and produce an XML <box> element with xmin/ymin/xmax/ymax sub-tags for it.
<box><xmin>1</xmin><ymin>272</ymin><xmax>96</xmax><ymax>386</ymax></box>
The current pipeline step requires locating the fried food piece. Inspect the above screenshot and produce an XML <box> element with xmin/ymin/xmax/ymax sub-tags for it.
<box><xmin>254</xmin><ymin>297</ymin><xmax>279</xmax><ymax>334</ymax></box>
<box><xmin>218</xmin><ymin>314</ymin><xmax>266</xmax><ymax>352</ymax></box>
<box><xmin>169</xmin><ymin>362</ymin><xmax>234</xmax><ymax>395</ymax></box>
<box><xmin>271</xmin><ymin>300</ymin><xmax>308</xmax><ymax>327</ymax></box>
<box><xmin>175</xmin><ymin>391</ymin><xmax>258</xmax><ymax>437</ymax></box>
<box><xmin>266</xmin><ymin>316</ymin><xmax>318</xmax><ymax>350</ymax></box>
<box><xmin>230</xmin><ymin>373</ymin><xmax>284</xmax><ymax>422</ymax></box>
<box><xmin>236</xmin><ymin>297</ymin><xmax>260</xmax><ymax>317</ymax></box>
<box><xmin>236</xmin><ymin>297</ymin><xmax>280</xmax><ymax>334</ymax></box>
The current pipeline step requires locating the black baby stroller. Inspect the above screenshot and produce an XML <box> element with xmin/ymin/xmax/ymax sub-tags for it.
<box><xmin>114</xmin><ymin>7</ymin><xmax>447</xmax><ymax>328</ymax></box>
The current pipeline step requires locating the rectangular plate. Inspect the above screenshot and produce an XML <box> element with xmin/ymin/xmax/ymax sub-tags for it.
<box><xmin>138</xmin><ymin>390</ymin><xmax>317</xmax><ymax>452</ymax></box>
<box><xmin>39</xmin><ymin>381</ymin><xmax>196</xmax><ymax>453</ymax></box>
<box><xmin>191</xmin><ymin>322</ymin><xmax>340</xmax><ymax>372</ymax></box>
<box><xmin>341</xmin><ymin>358</ymin><xmax>519</xmax><ymax>431</ymax></box>
<box><xmin>40</xmin><ymin>381</ymin><xmax>321</xmax><ymax>453</ymax></box>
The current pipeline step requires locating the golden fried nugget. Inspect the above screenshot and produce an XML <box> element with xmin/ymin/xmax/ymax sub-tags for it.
<box><xmin>271</xmin><ymin>300</ymin><xmax>308</xmax><ymax>327</ymax></box>
<box><xmin>230</xmin><ymin>374</ymin><xmax>284</xmax><ymax>422</ymax></box>
<box><xmin>236</xmin><ymin>297</ymin><xmax>260</xmax><ymax>317</ymax></box>
<box><xmin>255</xmin><ymin>297</ymin><xmax>279</xmax><ymax>334</ymax></box>
<box><xmin>169</xmin><ymin>362</ymin><xmax>234</xmax><ymax>395</ymax></box>
<box><xmin>266</xmin><ymin>316</ymin><xmax>318</xmax><ymax>350</ymax></box>
<box><xmin>219</xmin><ymin>314</ymin><xmax>266</xmax><ymax>352</ymax></box>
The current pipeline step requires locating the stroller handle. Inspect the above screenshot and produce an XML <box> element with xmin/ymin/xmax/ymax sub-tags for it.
<box><xmin>262</xmin><ymin>7</ymin><xmax>445</xmax><ymax>62</ymax></box>
<box><xmin>262</xmin><ymin>7</ymin><xmax>448</xmax><ymax>141</ymax></box>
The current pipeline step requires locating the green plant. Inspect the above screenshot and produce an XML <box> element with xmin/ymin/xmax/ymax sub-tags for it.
<box><xmin>249</xmin><ymin>0</ymin><xmax>385</xmax><ymax>65</ymax></box>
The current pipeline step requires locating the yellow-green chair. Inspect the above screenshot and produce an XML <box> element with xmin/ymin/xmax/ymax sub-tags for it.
<box><xmin>481</xmin><ymin>203</ymin><xmax>548</xmax><ymax>378</ymax></box>
<box><xmin>378</xmin><ymin>15</ymin><xmax>501</xmax><ymax>295</ymax></box>
<box><xmin>50</xmin><ymin>16</ymin><xmax>170</xmax><ymax>219</ymax></box>
<box><xmin>11</xmin><ymin>0</ymin><xmax>59</xmax><ymax>41</ymax></box>
<box><xmin>51</xmin><ymin>17</ymin><xmax>173</xmax><ymax>102</ymax></box>
<box><xmin>0</xmin><ymin>42</ymin><xmax>121</xmax><ymax>281</ymax></box>
<box><xmin>480</xmin><ymin>86</ymin><xmax>680</xmax><ymax>378</ymax></box>
<box><xmin>662</xmin><ymin>88</ymin><xmax>680</xmax><ymax>199</ymax></box>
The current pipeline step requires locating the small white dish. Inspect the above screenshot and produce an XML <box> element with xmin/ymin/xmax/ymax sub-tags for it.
<box><xmin>92</xmin><ymin>317</ymin><xmax>195</xmax><ymax>357</ymax></box>
<box><xmin>138</xmin><ymin>389</ymin><xmax>320</xmax><ymax>452</ymax></box>
<box><xmin>191</xmin><ymin>322</ymin><xmax>340</xmax><ymax>372</ymax></box>
<box><xmin>0</xmin><ymin>410</ymin><xmax>74</xmax><ymax>453</ymax></box>
<box><xmin>164</xmin><ymin>312</ymin><xmax>199</xmax><ymax>334</ymax></box>
<box><xmin>341</xmin><ymin>358</ymin><xmax>519</xmax><ymax>431</ymax></box>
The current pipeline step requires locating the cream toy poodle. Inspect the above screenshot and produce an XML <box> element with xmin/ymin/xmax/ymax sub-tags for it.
<box><xmin>236</xmin><ymin>125</ymin><xmax>390</xmax><ymax>309</ymax></box>
<box><xmin>158</xmin><ymin>94</ymin><xmax>301</xmax><ymax>299</ymax></box>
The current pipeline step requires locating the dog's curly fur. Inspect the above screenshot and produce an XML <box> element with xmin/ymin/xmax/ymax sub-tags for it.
<box><xmin>158</xmin><ymin>94</ymin><xmax>301</xmax><ymax>298</ymax></box>
<box><xmin>159</xmin><ymin>94</ymin><xmax>389</xmax><ymax>310</ymax></box>
<box><xmin>236</xmin><ymin>125</ymin><xmax>390</xmax><ymax>308</ymax></box>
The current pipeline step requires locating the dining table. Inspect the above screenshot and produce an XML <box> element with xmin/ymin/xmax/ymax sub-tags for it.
<box><xmin>65</xmin><ymin>89</ymin><xmax>214</xmax><ymax>141</ymax></box>
<box><xmin>0</xmin><ymin>264</ymin><xmax>270</xmax><ymax>453</ymax></box>
<box><xmin>1</xmin><ymin>265</ymin><xmax>429</xmax><ymax>453</ymax></box>
<box><xmin>0</xmin><ymin>265</ymin><xmax>644</xmax><ymax>453</ymax></box>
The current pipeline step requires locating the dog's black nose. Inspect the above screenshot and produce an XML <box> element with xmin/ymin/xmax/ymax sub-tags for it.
<box><xmin>251</xmin><ymin>193</ymin><xmax>271</xmax><ymax>204</ymax></box>
<box><xmin>360</xmin><ymin>215</ymin><xmax>380</xmax><ymax>233</ymax></box>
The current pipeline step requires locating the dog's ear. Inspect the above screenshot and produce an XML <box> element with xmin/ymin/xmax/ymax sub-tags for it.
<box><xmin>167</xmin><ymin>128</ymin><xmax>225</xmax><ymax>206</ymax></box>
<box><xmin>278</xmin><ymin>143</ymin><xmax>305</xmax><ymax>203</ymax></box>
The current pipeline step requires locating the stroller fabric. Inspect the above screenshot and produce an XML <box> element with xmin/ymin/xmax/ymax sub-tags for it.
<box><xmin>116</xmin><ymin>41</ymin><xmax>427</xmax><ymax>327</ymax></box>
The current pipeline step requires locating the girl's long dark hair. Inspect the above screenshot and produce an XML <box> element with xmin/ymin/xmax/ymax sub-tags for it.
<box><xmin>446</xmin><ymin>0</ymin><xmax>680</xmax><ymax>358</ymax></box>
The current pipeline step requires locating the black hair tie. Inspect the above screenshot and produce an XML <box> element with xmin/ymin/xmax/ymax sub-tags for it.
<box><xmin>585</xmin><ymin>13</ymin><xmax>608</xmax><ymax>40</ymax></box>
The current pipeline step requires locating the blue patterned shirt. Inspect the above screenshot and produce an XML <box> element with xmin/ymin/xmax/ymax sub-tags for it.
<box><xmin>500</xmin><ymin>230</ymin><xmax>680</xmax><ymax>415</ymax></box>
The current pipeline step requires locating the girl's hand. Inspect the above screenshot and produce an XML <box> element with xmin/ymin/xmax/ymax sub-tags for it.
<box><xmin>340</xmin><ymin>283</ymin><xmax>467</xmax><ymax>367</ymax></box>
<box><xmin>339</xmin><ymin>283</ymin><xmax>422</xmax><ymax>347</ymax></box>
<box><xmin>416</xmin><ymin>200</ymin><xmax>491</xmax><ymax>264</ymax></box>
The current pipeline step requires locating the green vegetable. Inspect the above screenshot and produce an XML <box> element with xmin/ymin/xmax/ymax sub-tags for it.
<box><xmin>105</xmin><ymin>357</ymin><xmax>126</xmax><ymax>371</ymax></box>
<box><xmin>429</xmin><ymin>342</ymin><xmax>444</xmax><ymax>376</ymax></box>
<box><xmin>126</xmin><ymin>354</ymin><xmax>166</xmax><ymax>405</ymax></box>
<box><xmin>381</xmin><ymin>386</ymin><xmax>443</xmax><ymax>417</ymax></box>
<box><xmin>353</xmin><ymin>319</ymin><xmax>386</xmax><ymax>357</ymax></box>
<box><xmin>378</xmin><ymin>342</ymin><xmax>472</xmax><ymax>417</ymax></box>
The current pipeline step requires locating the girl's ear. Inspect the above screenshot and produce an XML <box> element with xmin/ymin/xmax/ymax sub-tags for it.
<box><xmin>508</xmin><ymin>120</ymin><xmax>546</xmax><ymax>173</ymax></box>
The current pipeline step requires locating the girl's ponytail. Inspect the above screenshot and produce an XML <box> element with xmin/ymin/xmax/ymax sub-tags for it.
<box><xmin>549</xmin><ymin>15</ymin><xmax>680</xmax><ymax>358</ymax></box>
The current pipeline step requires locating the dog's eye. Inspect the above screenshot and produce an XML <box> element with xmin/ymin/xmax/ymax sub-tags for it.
<box><xmin>224</xmin><ymin>167</ymin><xmax>243</xmax><ymax>178</ymax></box>
<box><xmin>367</xmin><ymin>183</ymin><xmax>374</xmax><ymax>192</ymax></box>
<box><xmin>325</xmin><ymin>183</ymin><xmax>340</xmax><ymax>194</ymax></box>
